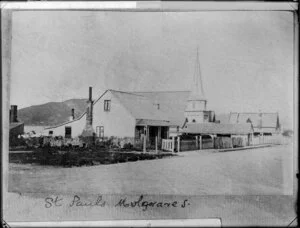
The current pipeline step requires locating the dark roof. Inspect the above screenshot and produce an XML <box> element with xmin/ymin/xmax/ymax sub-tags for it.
<box><xmin>136</xmin><ymin>119</ymin><xmax>173</xmax><ymax>126</ymax></box>
<box><xmin>229</xmin><ymin>112</ymin><xmax>279</xmax><ymax>128</ymax></box>
<box><xmin>181</xmin><ymin>123</ymin><xmax>253</xmax><ymax>135</ymax></box>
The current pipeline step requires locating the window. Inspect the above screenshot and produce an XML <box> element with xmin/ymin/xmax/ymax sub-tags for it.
<box><xmin>65</xmin><ymin>126</ymin><xmax>72</xmax><ymax>138</ymax></box>
<box><xmin>204</xmin><ymin>114</ymin><xmax>209</xmax><ymax>120</ymax></box>
<box><xmin>192</xmin><ymin>119</ymin><xmax>196</xmax><ymax>123</ymax></box>
<box><xmin>49</xmin><ymin>131</ymin><xmax>53</xmax><ymax>136</ymax></box>
<box><xmin>96</xmin><ymin>126</ymin><xmax>104</xmax><ymax>138</ymax></box>
<box><xmin>104</xmin><ymin>100</ymin><xmax>111</xmax><ymax>111</ymax></box>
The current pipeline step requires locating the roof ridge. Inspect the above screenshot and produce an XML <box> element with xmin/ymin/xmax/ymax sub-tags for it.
<box><xmin>131</xmin><ymin>90</ymin><xmax>190</xmax><ymax>93</ymax></box>
<box><xmin>109</xmin><ymin>89</ymin><xmax>146</xmax><ymax>97</ymax></box>
<box><xmin>231</xmin><ymin>112</ymin><xmax>278</xmax><ymax>114</ymax></box>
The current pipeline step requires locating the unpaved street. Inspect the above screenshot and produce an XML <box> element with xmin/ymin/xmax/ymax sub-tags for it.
<box><xmin>9</xmin><ymin>145</ymin><xmax>294</xmax><ymax>195</ymax></box>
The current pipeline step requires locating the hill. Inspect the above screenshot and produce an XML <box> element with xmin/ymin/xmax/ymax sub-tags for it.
<box><xmin>18</xmin><ymin>99</ymin><xmax>87</xmax><ymax>126</ymax></box>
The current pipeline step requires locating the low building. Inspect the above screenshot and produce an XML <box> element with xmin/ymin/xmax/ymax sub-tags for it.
<box><xmin>182</xmin><ymin>122</ymin><xmax>253</xmax><ymax>136</ymax></box>
<box><xmin>180</xmin><ymin>122</ymin><xmax>253</xmax><ymax>149</ymax></box>
<box><xmin>228</xmin><ymin>112</ymin><xmax>281</xmax><ymax>136</ymax></box>
<box><xmin>43</xmin><ymin>88</ymin><xmax>190</xmax><ymax>147</ymax></box>
<box><xmin>9</xmin><ymin>105</ymin><xmax>24</xmax><ymax>146</ymax></box>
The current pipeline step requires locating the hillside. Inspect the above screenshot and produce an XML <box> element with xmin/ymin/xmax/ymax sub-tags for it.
<box><xmin>18</xmin><ymin>99</ymin><xmax>87</xmax><ymax>126</ymax></box>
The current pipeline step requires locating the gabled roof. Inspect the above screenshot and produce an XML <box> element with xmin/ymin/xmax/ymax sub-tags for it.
<box><xmin>10</xmin><ymin>122</ymin><xmax>24</xmax><ymax>130</ymax></box>
<box><xmin>229</xmin><ymin>112</ymin><xmax>279</xmax><ymax>129</ymax></box>
<box><xmin>45</xmin><ymin>89</ymin><xmax>191</xmax><ymax>129</ymax></box>
<box><xmin>111</xmin><ymin>90</ymin><xmax>172</xmax><ymax>121</ymax></box>
<box><xmin>132</xmin><ymin>91</ymin><xmax>190</xmax><ymax>126</ymax></box>
<box><xmin>181</xmin><ymin>123</ymin><xmax>253</xmax><ymax>135</ymax></box>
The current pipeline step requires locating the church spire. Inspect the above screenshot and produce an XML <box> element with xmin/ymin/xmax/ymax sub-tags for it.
<box><xmin>188</xmin><ymin>48</ymin><xmax>206</xmax><ymax>101</ymax></box>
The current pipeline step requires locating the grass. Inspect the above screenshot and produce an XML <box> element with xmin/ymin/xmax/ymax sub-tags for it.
<box><xmin>9</xmin><ymin>146</ymin><xmax>175</xmax><ymax>167</ymax></box>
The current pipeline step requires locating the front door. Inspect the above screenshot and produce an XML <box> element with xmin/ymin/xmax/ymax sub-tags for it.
<box><xmin>148</xmin><ymin>126</ymin><xmax>158</xmax><ymax>146</ymax></box>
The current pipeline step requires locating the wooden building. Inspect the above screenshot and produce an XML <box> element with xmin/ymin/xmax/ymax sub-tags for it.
<box><xmin>9</xmin><ymin>105</ymin><xmax>24</xmax><ymax>145</ymax></box>
<box><xmin>43</xmin><ymin>49</ymin><xmax>216</xmax><ymax>147</ymax></box>
<box><xmin>228</xmin><ymin>112</ymin><xmax>281</xmax><ymax>136</ymax></box>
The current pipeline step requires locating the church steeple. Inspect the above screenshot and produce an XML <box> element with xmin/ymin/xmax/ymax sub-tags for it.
<box><xmin>188</xmin><ymin>48</ymin><xmax>206</xmax><ymax>102</ymax></box>
<box><xmin>184</xmin><ymin>48</ymin><xmax>210</xmax><ymax>123</ymax></box>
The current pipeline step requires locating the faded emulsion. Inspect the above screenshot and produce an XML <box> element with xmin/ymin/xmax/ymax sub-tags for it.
<box><xmin>5</xmin><ymin>7</ymin><xmax>296</xmax><ymax>226</ymax></box>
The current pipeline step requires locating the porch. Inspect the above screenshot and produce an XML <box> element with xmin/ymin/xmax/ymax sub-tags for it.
<box><xmin>135</xmin><ymin>118</ymin><xmax>178</xmax><ymax>150</ymax></box>
<box><xmin>135</xmin><ymin>124</ymin><xmax>170</xmax><ymax>150</ymax></box>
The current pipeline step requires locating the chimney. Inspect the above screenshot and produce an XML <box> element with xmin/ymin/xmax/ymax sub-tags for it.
<box><xmin>86</xmin><ymin>87</ymin><xmax>93</xmax><ymax>127</ymax></box>
<box><xmin>70</xmin><ymin>108</ymin><xmax>75</xmax><ymax>121</ymax></box>
<box><xmin>81</xmin><ymin>86</ymin><xmax>94</xmax><ymax>139</ymax></box>
<box><xmin>89</xmin><ymin>86</ymin><xmax>92</xmax><ymax>101</ymax></box>
<box><xmin>10</xmin><ymin>105</ymin><xmax>18</xmax><ymax>123</ymax></box>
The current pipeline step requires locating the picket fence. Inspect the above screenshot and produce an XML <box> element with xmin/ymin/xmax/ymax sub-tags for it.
<box><xmin>250</xmin><ymin>135</ymin><xmax>289</xmax><ymax>146</ymax></box>
<box><xmin>162</xmin><ymin>138</ymin><xmax>174</xmax><ymax>152</ymax></box>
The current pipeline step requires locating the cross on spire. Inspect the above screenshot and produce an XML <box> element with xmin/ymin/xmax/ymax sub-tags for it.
<box><xmin>188</xmin><ymin>47</ymin><xmax>206</xmax><ymax>101</ymax></box>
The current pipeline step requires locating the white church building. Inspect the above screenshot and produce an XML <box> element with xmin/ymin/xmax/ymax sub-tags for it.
<box><xmin>42</xmin><ymin>50</ymin><xmax>216</xmax><ymax>147</ymax></box>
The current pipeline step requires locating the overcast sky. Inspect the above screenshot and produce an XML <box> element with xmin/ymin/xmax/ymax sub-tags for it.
<box><xmin>10</xmin><ymin>11</ymin><xmax>294</xmax><ymax>126</ymax></box>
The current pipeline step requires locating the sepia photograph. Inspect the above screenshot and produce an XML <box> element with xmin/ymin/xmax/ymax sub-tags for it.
<box><xmin>1</xmin><ymin>1</ymin><xmax>298</xmax><ymax>227</ymax></box>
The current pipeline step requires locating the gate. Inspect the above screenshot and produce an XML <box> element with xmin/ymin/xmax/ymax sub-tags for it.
<box><xmin>162</xmin><ymin>138</ymin><xmax>174</xmax><ymax>152</ymax></box>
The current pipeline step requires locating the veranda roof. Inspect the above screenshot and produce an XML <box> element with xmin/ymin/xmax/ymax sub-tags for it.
<box><xmin>181</xmin><ymin>123</ymin><xmax>253</xmax><ymax>135</ymax></box>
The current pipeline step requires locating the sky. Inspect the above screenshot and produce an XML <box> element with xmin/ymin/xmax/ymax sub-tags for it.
<box><xmin>9</xmin><ymin>11</ymin><xmax>295</xmax><ymax>127</ymax></box>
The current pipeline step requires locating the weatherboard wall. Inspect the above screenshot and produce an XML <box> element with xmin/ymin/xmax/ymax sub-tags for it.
<box><xmin>43</xmin><ymin>114</ymin><xmax>86</xmax><ymax>138</ymax></box>
<box><xmin>92</xmin><ymin>90</ymin><xmax>136</xmax><ymax>138</ymax></box>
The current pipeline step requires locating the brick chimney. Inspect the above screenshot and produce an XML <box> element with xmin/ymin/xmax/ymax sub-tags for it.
<box><xmin>69</xmin><ymin>108</ymin><xmax>75</xmax><ymax>121</ymax></box>
<box><xmin>10</xmin><ymin>105</ymin><xmax>18</xmax><ymax>123</ymax></box>
<box><xmin>81</xmin><ymin>87</ymin><xmax>95</xmax><ymax>141</ymax></box>
<box><xmin>86</xmin><ymin>87</ymin><xmax>93</xmax><ymax>128</ymax></box>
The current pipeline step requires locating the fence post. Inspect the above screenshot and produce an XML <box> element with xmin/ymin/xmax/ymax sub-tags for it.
<box><xmin>155</xmin><ymin>136</ymin><xmax>158</xmax><ymax>153</ymax></box>
<box><xmin>143</xmin><ymin>134</ymin><xmax>146</xmax><ymax>153</ymax></box>
<box><xmin>172</xmin><ymin>136</ymin><xmax>175</xmax><ymax>153</ymax></box>
<box><xmin>177</xmin><ymin>136</ymin><xmax>180</xmax><ymax>152</ymax></box>
<box><xmin>199</xmin><ymin>136</ymin><xmax>202</xmax><ymax>150</ymax></box>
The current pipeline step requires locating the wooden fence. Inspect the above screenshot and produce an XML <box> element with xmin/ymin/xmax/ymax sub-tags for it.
<box><xmin>162</xmin><ymin>138</ymin><xmax>174</xmax><ymax>152</ymax></box>
<box><xmin>180</xmin><ymin>140</ymin><xmax>197</xmax><ymax>151</ymax></box>
<box><xmin>250</xmin><ymin>135</ymin><xmax>288</xmax><ymax>146</ymax></box>
<box><xmin>160</xmin><ymin>135</ymin><xmax>291</xmax><ymax>152</ymax></box>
